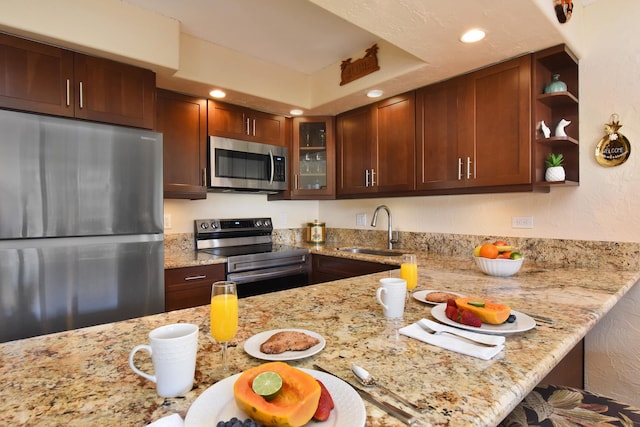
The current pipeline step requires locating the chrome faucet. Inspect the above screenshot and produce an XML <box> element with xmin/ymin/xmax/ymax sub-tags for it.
<box><xmin>371</xmin><ymin>205</ymin><xmax>398</xmax><ymax>249</ymax></box>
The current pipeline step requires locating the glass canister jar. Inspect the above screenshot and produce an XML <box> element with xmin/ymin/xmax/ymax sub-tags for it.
<box><xmin>306</xmin><ymin>220</ymin><xmax>326</xmax><ymax>244</ymax></box>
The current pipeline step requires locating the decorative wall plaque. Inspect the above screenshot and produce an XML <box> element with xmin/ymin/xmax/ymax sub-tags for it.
<box><xmin>340</xmin><ymin>44</ymin><xmax>380</xmax><ymax>86</ymax></box>
<box><xmin>595</xmin><ymin>114</ymin><xmax>631</xmax><ymax>167</ymax></box>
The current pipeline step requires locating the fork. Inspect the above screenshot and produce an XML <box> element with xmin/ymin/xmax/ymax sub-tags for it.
<box><xmin>418</xmin><ymin>322</ymin><xmax>497</xmax><ymax>347</ymax></box>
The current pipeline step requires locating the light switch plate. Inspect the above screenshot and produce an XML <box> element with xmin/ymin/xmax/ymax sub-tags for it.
<box><xmin>356</xmin><ymin>213</ymin><xmax>367</xmax><ymax>226</ymax></box>
<box><xmin>163</xmin><ymin>214</ymin><xmax>172</xmax><ymax>229</ymax></box>
<box><xmin>512</xmin><ymin>216</ymin><xmax>534</xmax><ymax>228</ymax></box>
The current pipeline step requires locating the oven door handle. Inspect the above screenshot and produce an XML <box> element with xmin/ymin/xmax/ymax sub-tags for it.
<box><xmin>228</xmin><ymin>265</ymin><xmax>306</xmax><ymax>285</ymax></box>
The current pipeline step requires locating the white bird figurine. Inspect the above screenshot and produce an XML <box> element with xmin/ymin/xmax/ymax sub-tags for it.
<box><xmin>555</xmin><ymin>119</ymin><xmax>571</xmax><ymax>137</ymax></box>
<box><xmin>539</xmin><ymin>120</ymin><xmax>551</xmax><ymax>138</ymax></box>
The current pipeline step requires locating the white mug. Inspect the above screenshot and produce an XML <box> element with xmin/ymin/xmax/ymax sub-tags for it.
<box><xmin>376</xmin><ymin>278</ymin><xmax>407</xmax><ymax>319</ymax></box>
<box><xmin>129</xmin><ymin>323</ymin><xmax>199</xmax><ymax>397</ymax></box>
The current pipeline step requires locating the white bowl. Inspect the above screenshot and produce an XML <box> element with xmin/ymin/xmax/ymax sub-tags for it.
<box><xmin>474</xmin><ymin>256</ymin><xmax>524</xmax><ymax>277</ymax></box>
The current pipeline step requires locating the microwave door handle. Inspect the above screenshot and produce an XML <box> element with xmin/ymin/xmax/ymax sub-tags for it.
<box><xmin>269</xmin><ymin>150</ymin><xmax>274</xmax><ymax>184</ymax></box>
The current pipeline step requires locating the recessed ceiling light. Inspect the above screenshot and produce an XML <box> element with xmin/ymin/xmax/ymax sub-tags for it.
<box><xmin>367</xmin><ymin>89</ymin><xmax>383</xmax><ymax>98</ymax></box>
<box><xmin>290</xmin><ymin>109</ymin><xmax>304</xmax><ymax>116</ymax></box>
<box><xmin>460</xmin><ymin>29</ymin><xmax>486</xmax><ymax>43</ymax></box>
<box><xmin>209</xmin><ymin>89</ymin><xmax>226</xmax><ymax>98</ymax></box>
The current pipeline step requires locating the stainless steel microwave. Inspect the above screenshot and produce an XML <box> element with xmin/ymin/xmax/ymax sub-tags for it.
<box><xmin>209</xmin><ymin>136</ymin><xmax>288</xmax><ymax>193</ymax></box>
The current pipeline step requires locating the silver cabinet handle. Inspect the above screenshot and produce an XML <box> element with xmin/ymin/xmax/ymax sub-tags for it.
<box><xmin>370</xmin><ymin>168</ymin><xmax>376</xmax><ymax>186</ymax></box>
<box><xmin>457</xmin><ymin>158</ymin><xmax>463</xmax><ymax>180</ymax></box>
<box><xmin>78</xmin><ymin>81</ymin><xmax>84</xmax><ymax>109</ymax></box>
<box><xmin>252</xmin><ymin>119</ymin><xmax>256</xmax><ymax>136</ymax></box>
<box><xmin>65</xmin><ymin>79</ymin><xmax>70</xmax><ymax>107</ymax></box>
<box><xmin>466</xmin><ymin>156</ymin><xmax>472</xmax><ymax>179</ymax></box>
<box><xmin>202</xmin><ymin>168</ymin><xmax>207</xmax><ymax>187</ymax></box>
<box><xmin>365</xmin><ymin>169</ymin><xmax>370</xmax><ymax>187</ymax></box>
<box><xmin>245</xmin><ymin>117</ymin><xmax>250</xmax><ymax>135</ymax></box>
<box><xmin>184</xmin><ymin>275</ymin><xmax>206</xmax><ymax>281</ymax></box>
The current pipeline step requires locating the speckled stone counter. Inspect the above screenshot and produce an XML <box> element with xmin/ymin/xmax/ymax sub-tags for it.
<box><xmin>2</xmin><ymin>252</ymin><xmax>638</xmax><ymax>426</ymax></box>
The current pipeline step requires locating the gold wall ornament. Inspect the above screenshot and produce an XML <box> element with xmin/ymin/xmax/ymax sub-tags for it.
<box><xmin>340</xmin><ymin>44</ymin><xmax>380</xmax><ymax>86</ymax></box>
<box><xmin>595</xmin><ymin>114</ymin><xmax>631</xmax><ymax>167</ymax></box>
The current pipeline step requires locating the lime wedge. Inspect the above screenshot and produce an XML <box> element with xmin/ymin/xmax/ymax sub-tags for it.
<box><xmin>468</xmin><ymin>301</ymin><xmax>485</xmax><ymax>307</ymax></box>
<box><xmin>252</xmin><ymin>371</ymin><xmax>283</xmax><ymax>401</ymax></box>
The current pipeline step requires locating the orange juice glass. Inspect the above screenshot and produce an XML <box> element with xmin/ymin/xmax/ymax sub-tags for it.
<box><xmin>400</xmin><ymin>254</ymin><xmax>418</xmax><ymax>293</ymax></box>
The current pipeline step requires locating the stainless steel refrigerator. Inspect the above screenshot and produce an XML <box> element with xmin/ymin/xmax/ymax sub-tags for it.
<box><xmin>0</xmin><ymin>109</ymin><xmax>164</xmax><ymax>342</ymax></box>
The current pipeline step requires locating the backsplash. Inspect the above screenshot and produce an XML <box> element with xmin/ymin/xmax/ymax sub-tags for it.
<box><xmin>166</xmin><ymin>228</ymin><xmax>640</xmax><ymax>271</ymax></box>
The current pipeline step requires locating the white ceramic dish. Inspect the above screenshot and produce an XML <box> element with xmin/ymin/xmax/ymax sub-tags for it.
<box><xmin>244</xmin><ymin>328</ymin><xmax>326</xmax><ymax>361</ymax></box>
<box><xmin>184</xmin><ymin>368</ymin><xmax>366</xmax><ymax>427</ymax></box>
<box><xmin>412</xmin><ymin>289</ymin><xmax>465</xmax><ymax>305</ymax></box>
<box><xmin>431</xmin><ymin>303</ymin><xmax>536</xmax><ymax>335</ymax></box>
<box><xmin>474</xmin><ymin>256</ymin><xmax>524</xmax><ymax>277</ymax></box>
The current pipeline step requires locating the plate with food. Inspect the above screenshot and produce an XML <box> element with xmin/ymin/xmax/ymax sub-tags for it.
<box><xmin>413</xmin><ymin>289</ymin><xmax>465</xmax><ymax>305</ymax></box>
<box><xmin>431</xmin><ymin>300</ymin><xmax>536</xmax><ymax>335</ymax></box>
<box><xmin>244</xmin><ymin>328</ymin><xmax>326</xmax><ymax>361</ymax></box>
<box><xmin>184</xmin><ymin>364</ymin><xmax>366</xmax><ymax>427</ymax></box>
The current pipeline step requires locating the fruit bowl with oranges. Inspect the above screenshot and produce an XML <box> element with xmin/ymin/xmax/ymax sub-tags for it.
<box><xmin>473</xmin><ymin>240</ymin><xmax>523</xmax><ymax>277</ymax></box>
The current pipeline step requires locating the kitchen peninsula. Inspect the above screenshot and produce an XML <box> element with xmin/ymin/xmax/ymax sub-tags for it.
<box><xmin>1</xmin><ymin>253</ymin><xmax>638</xmax><ymax>426</ymax></box>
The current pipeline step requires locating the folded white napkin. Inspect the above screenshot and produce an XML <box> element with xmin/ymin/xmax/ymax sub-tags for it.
<box><xmin>399</xmin><ymin>318</ymin><xmax>505</xmax><ymax>360</ymax></box>
<box><xmin>146</xmin><ymin>413</ymin><xmax>184</xmax><ymax>427</ymax></box>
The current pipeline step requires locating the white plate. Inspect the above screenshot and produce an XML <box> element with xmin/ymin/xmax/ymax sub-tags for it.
<box><xmin>431</xmin><ymin>303</ymin><xmax>536</xmax><ymax>335</ymax></box>
<box><xmin>184</xmin><ymin>368</ymin><xmax>366</xmax><ymax>427</ymax></box>
<box><xmin>412</xmin><ymin>289</ymin><xmax>465</xmax><ymax>305</ymax></box>
<box><xmin>244</xmin><ymin>329</ymin><xmax>326</xmax><ymax>361</ymax></box>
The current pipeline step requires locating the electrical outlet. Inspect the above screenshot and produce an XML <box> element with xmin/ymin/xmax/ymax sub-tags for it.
<box><xmin>512</xmin><ymin>216</ymin><xmax>534</xmax><ymax>229</ymax></box>
<box><xmin>356</xmin><ymin>213</ymin><xmax>367</xmax><ymax>226</ymax></box>
<box><xmin>163</xmin><ymin>214</ymin><xmax>172</xmax><ymax>229</ymax></box>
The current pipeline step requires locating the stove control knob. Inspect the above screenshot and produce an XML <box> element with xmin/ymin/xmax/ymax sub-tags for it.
<box><xmin>210</xmin><ymin>222</ymin><xmax>219</xmax><ymax>229</ymax></box>
<box><xmin>199</xmin><ymin>222</ymin><xmax>209</xmax><ymax>230</ymax></box>
<box><xmin>264</xmin><ymin>219</ymin><xmax>271</xmax><ymax>227</ymax></box>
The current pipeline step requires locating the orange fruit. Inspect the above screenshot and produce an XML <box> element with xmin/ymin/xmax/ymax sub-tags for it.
<box><xmin>479</xmin><ymin>244</ymin><xmax>499</xmax><ymax>259</ymax></box>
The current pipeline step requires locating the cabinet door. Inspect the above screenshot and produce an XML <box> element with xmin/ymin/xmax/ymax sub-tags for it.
<box><xmin>416</xmin><ymin>78</ymin><xmax>467</xmax><ymax>190</ymax></box>
<box><xmin>463</xmin><ymin>55</ymin><xmax>532</xmax><ymax>187</ymax></box>
<box><xmin>374</xmin><ymin>92</ymin><xmax>416</xmax><ymax>193</ymax></box>
<box><xmin>0</xmin><ymin>33</ymin><xmax>74</xmax><ymax>117</ymax></box>
<box><xmin>310</xmin><ymin>254</ymin><xmax>395</xmax><ymax>284</ymax></box>
<box><xmin>74</xmin><ymin>54</ymin><xmax>156</xmax><ymax>129</ymax></box>
<box><xmin>291</xmin><ymin>116</ymin><xmax>335</xmax><ymax>199</ymax></box>
<box><xmin>208</xmin><ymin>100</ymin><xmax>249</xmax><ymax>139</ymax></box>
<box><xmin>250</xmin><ymin>109</ymin><xmax>286</xmax><ymax>146</ymax></box>
<box><xmin>336</xmin><ymin>105</ymin><xmax>376</xmax><ymax>196</ymax></box>
<box><xmin>157</xmin><ymin>90</ymin><xmax>207</xmax><ymax>199</ymax></box>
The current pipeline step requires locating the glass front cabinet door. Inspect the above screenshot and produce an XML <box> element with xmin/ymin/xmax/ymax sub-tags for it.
<box><xmin>292</xmin><ymin>117</ymin><xmax>335</xmax><ymax>199</ymax></box>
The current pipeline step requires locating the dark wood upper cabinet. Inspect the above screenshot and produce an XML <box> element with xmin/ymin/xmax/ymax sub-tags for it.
<box><xmin>0</xmin><ymin>33</ymin><xmax>155</xmax><ymax>129</ymax></box>
<box><xmin>417</xmin><ymin>55</ymin><xmax>532</xmax><ymax>191</ymax></box>
<box><xmin>0</xmin><ymin>33</ymin><xmax>75</xmax><ymax>117</ymax></box>
<box><xmin>337</xmin><ymin>91</ymin><xmax>415</xmax><ymax>197</ymax></box>
<box><xmin>208</xmin><ymin>100</ymin><xmax>286</xmax><ymax>146</ymax></box>
<box><xmin>74</xmin><ymin>54</ymin><xmax>155</xmax><ymax>129</ymax></box>
<box><xmin>156</xmin><ymin>89</ymin><xmax>208</xmax><ymax>199</ymax></box>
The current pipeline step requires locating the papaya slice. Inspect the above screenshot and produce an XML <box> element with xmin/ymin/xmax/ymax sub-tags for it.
<box><xmin>455</xmin><ymin>297</ymin><xmax>511</xmax><ymax>325</ymax></box>
<box><xmin>233</xmin><ymin>361</ymin><xmax>321</xmax><ymax>427</ymax></box>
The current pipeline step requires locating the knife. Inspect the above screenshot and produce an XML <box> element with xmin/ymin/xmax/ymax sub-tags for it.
<box><xmin>313</xmin><ymin>364</ymin><xmax>418</xmax><ymax>425</ymax></box>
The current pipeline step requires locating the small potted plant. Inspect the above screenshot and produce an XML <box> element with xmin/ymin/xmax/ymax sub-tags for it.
<box><xmin>545</xmin><ymin>153</ymin><xmax>565</xmax><ymax>182</ymax></box>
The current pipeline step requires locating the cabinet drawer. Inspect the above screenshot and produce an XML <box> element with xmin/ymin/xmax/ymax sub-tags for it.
<box><xmin>165</xmin><ymin>264</ymin><xmax>225</xmax><ymax>311</ymax></box>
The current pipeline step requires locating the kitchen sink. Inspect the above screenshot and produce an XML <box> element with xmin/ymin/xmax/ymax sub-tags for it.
<box><xmin>337</xmin><ymin>247</ymin><xmax>403</xmax><ymax>257</ymax></box>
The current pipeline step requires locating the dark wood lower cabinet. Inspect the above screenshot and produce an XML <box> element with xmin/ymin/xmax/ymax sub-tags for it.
<box><xmin>164</xmin><ymin>264</ymin><xmax>225</xmax><ymax>311</ymax></box>
<box><xmin>541</xmin><ymin>338</ymin><xmax>584</xmax><ymax>388</ymax></box>
<box><xmin>310</xmin><ymin>254</ymin><xmax>396</xmax><ymax>284</ymax></box>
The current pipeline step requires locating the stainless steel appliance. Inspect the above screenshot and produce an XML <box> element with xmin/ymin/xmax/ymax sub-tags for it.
<box><xmin>0</xmin><ymin>109</ymin><xmax>164</xmax><ymax>343</ymax></box>
<box><xmin>194</xmin><ymin>218</ymin><xmax>309</xmax><ymax>297</ymax></box>
<box><xmin>209</xmin><ymin>136</ymin><xmax>287</xmax><ymax>193</ymax></box>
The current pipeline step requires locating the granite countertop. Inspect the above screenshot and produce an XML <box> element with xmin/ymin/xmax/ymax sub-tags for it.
<box><xmin>2</xmin><ymin>252</ymin><xmax>638</xmax><ymax>426</ymax></box>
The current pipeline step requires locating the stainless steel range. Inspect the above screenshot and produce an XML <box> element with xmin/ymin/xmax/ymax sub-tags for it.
<box><xmin>194</xmin><ymin>218</ymin><xmax>310</xmax><ymax>298</ymax></box>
